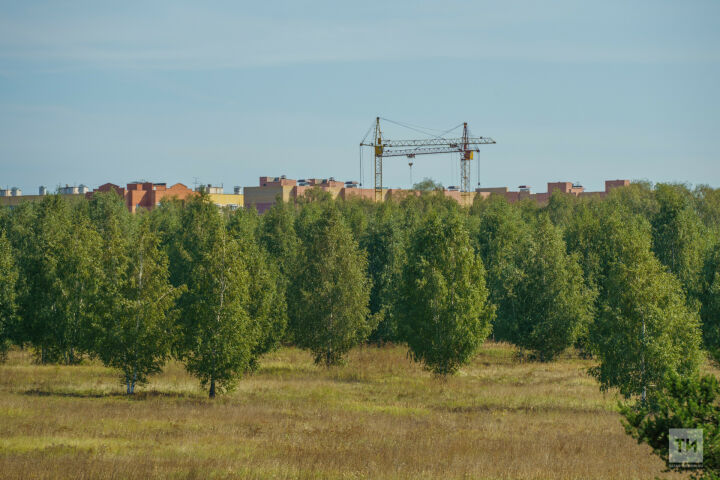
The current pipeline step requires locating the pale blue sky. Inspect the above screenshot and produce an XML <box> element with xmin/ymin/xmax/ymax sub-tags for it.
<box><xmin>1</xmin><ymin>0</ymin><xmax>718</xmax><ymax>194</ymax></box>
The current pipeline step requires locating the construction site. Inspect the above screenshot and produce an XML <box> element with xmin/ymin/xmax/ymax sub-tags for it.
<box><xmin>1</xmin><ymin>118</ymin><xmax>631</xmax><ymax>213</ymax></box>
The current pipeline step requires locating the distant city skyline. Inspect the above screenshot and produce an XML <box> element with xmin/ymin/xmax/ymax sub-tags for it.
<box><xmin>1</xmin><ymin>0</ymin><xmax>719</xmax><ymax>194</ymax></box>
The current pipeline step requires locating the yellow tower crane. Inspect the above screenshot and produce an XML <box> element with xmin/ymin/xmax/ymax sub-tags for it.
<box><xmin>360</xmin><ymin>117</ymin><xmax>496</xmax><ymax>202</ymax></box>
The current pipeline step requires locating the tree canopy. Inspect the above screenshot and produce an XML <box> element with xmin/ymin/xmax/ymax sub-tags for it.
<box><xmin>287</xmin><ymin>203</ymin><xmax>372</xmax><ymax>366</ymax></box>
<box><xmin>398</xmin><ymin>212</ymin><xmax>495</xmax><ymax>374</ymax></box>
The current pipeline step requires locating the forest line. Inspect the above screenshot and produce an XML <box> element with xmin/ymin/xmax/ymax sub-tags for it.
<box><xmin>1</xmin><ymin>182</ymin><xmax>719</xmax><ymax>473</ymax></box>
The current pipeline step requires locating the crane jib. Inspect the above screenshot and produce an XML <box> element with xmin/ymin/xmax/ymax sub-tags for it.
<box><xmin>359</xmin><ymin>118</ymin><xmax>496</xmax><ymax>201</ymax></box>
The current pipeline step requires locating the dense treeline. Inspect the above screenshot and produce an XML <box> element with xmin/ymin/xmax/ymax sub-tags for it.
<box><xmin>1</xmin><ymin>182</ymin><xmax>719</xmax><ymax>474</ymax></box>
<box><xmin>0</xmin><ymin>184</ymin><xmax>719</xmax><ymax>395</ymax></box>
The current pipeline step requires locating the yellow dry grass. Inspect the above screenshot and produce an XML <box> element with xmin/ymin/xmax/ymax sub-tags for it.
<box><xmin>0</xmin><ymin>342</ymin><xmax>701</xmax><ymax>479</ymax></box>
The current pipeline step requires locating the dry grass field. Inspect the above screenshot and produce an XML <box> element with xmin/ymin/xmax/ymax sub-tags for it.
<box><xmin>0</xmin><ymin>342</ymin><xmax>702</xmax><ymax>479</ymax></box>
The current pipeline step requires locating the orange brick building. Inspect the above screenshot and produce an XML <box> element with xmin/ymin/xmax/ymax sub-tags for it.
<box><xmin>90</xmin><ymin>182</ymin><xmax>196</xmax><ymax>213</ymax></box>
<box><xmin>245</xmin><ymin>176</ymin><xmax>632</xmax><ymax>213</ymax></box>
<box><xmin>244</xmin><ymin>176</ymin><xmax>421</xmax><ymax>213</ymax></box>
<box><xmin>477</xmin><ymin>179</ymin><xmax>630</xmax><ymax>204</ymax></box>
<box><xmin>244</xmin><ymin>176</ymin><xmax>361</xmax><ymax>214</ymax></box>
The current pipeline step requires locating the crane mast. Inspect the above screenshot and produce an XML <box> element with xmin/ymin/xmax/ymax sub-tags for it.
<box><xmin>374</xmin><ymin>117</ymin><xmax>383</xmax><ymax>203</ymax></box>
<box><xmin>461</xmin><ymin>122</ymin><xmax>471</xmax><ymax>196</ymax></box>
<box><xmin>361</xmin><ymin>117</ymin><xmax>496</xmax><ymax>202</ymax></box>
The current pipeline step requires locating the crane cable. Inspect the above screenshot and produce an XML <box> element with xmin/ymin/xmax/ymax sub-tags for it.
<box><xmin>359</xmin><ymin>120</ymin><xmax>375</xmax><ymax>145</ymax></box>
<box><xmin>358</xmin><ymin>118</ymin><xmax>377</xmax><ymax>187</ymax></box>
<box><xmin>359</xmin><ymin>117</ymin><xmax>470</xmax><ymax>190</ymax></box>
<box><xmin>359</xmin><ymin>145</ymin><xmax>363</xmax><ymax>187</ymax></box>
<box><xmin>379</xmin><ymin>117</ymin><xmax>464</xmax><ymax>140</ymax></box>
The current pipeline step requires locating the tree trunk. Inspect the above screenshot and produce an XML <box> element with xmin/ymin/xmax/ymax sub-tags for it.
<box><xmin>209</xmin><ymin>378</ymin><xmax>216</xmax><ymax>399</ymax></box>
<box><xmin>126</xmin><ymin>379</ymin><xmax>132</xmax><ymax>395</ymax></box>
<box><xmin>641</xmin><ymin>318</ymin><xmax>647</xmax><ymax>404</ymax></box>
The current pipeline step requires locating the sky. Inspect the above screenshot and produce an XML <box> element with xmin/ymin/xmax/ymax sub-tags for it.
<box><xmin>1</xmin><ymin>0</ymin><xmax>719</xmax><ymax>194</ymax></box>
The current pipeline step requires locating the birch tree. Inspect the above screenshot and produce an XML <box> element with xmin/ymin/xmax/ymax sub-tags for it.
<box><xmin>651</xmin><ymin>183</ymin><xmax>708</xmax><ymax>300</ymax></box>
<box><xmin>288</xmin><ymin>204</ymin><xmax>372</xmax><ymax>366</ymax></box>
<box><xmin>589</xmin><ymin>211</ymin><xmax>703</xmax><ymax>399</ymax></box>
<box><xmin>227</xmin><ymin>208</ymin><xmax>287</xmax><ymax>371</ymax></box>
<box><xmin>700</xmin><ymin>244</ymin><xmax>720</xmax><ymax>363</ymax></box>
<box><xmin>397</xmin><ymin>213</ymin><xmax>495</xmax><ymax>375</ymax></box>
<box><xmin>92</xmin><ymin>211</ymin><xmax>181</xmax><ymax>394</ymax></box>
<box><xmin>175</xmin><ymin>195</ymin><xmax>255</xmax><ymax>398</ymax></box>
<box><xmin>0</xmin><ymin>230</ymin><xmax>17</xmax><ymax>359</ymax></box>
<box><xmin>470</xmin><ymin>195</ymin><xmax>532</xmax><ymax>342</ymax></box>
<box><xmin>361</xmin><ymin>202</ymin><xmax>407</xmax><ymax>343</ymax></box>
<box><xmin>504</xmin><ymin>215</ymin><xmax>595</xmax><ymax>360</ymax></box>
<box><xmin>8</xmin><ymin>197</ymin><xmax>102</xmax><ymax>363</ymax></box>
<box><xmin>259</xmin><ymin>200</ymin><xmax>299</xmax><ymax>280</ymax></box>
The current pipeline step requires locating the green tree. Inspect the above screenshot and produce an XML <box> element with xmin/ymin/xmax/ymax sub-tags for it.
<box><xmin>9</xmin><ymin>197</ymin><xmax>103</xmax><ymax>363</ymax></box>
<box><xmin>694</xmin><ymin>185</ymin><xmax>720</xmax><ymax>230</ymax></box>
<box><xmin>545</xmin><ymin>190</ymin><xmax>576</xmax><ymax>228</ymax></box>
<box><xmin>620</xmin><ymin>372</ymin><xmax>719</xmax><ymax>478</ymax></box>
<box><xmin>606</xmin><ymin>181</ymin><xmax>659</xmax><ymax>218</ymax></box>
<box><xmin>564</xmin><ymin>200</ymin><xmax>606</xmax><ymax>294</ymax></box>
<box><xmin>3</xmin><ymin>202</ymin><xmax>36</xmax><ymax>349</ymax></box>
<box><xmin>506</xmin><ymin>216</ymin><xmax>595</xmax><ymax>361</ymax></box>
<box><xmin>243</xmin><ymin>246</ymin><xmax>287</xmax><ymax>372</ymax></box>
<box><xmin>92</xmin><ymin>213</ymin><xmax>182</xmax><ymax>394</ymax></box>
<box><xmin>652</xmin><ymin>183</ymin><xmax>708</xmax><ymax>300</ymax></box>
<box><xmin>288</xmin><ymin>204</ymin><xmax>372</xmax><ymax>366</ymax></box>
<box><xmin>563</xmin><ymin>200</ymin><xmax>607</xmax><ymax>353</ymax></box>
<box><xmin>259</xmin><ymin>200</ymin><xmax>299</xmax><ymax>279</ymax></box>
<box><xmin>0</xmin><ymin>230</ymin><xmax>18</xmax><ymax>360</ymax></box>
<box><xmin>361</xmin><ymin>202</ymin><xmax>406</xmax><ymax>343</ymax></box>
<box><xmin>589</xmin><ymin>212</ymin><xmax>703</xmax><ymax>398</ymax></box>
<box><xmin>413</xmin><ymin>177</ymin><xmax>444</xmax><ymax>192</ymax></box>
<box><xmin>175</xmin><ymin>195</ymin><xmax>257</xmax><ymax>398</ymax></box>
<box><xmin>87</xmin><ymin>192</ymin><xmax>134</xmax><ymax>339</ymax></box>
<box><xmin>397</xmin><ymin>213</ymin><xmax>495</xmax><ymax>375</ymax></box>
<box><xmin>258</xmin><ymin>201</ymin><xmax>299</xmax><ymax>345</ymax></box>
<box><xmin>0</xmin><ymin>207</ymin><xmax>8</xmax><ymax>231</ymax></box>
<box><xmin>149</xmin><ymin>197</ymin><xmax>185</xmax><ymax>285</ymax></box>
<box><xmin>53</xmin><ymin>205</ymin><xmax>104</xmax><ymax>364</ymax></box>
<box><xmin>226</xmin><ymin>206</ymin><xmax>260</xmax><ymax>240</ymax></box>
<box><xmin>516</xmin><ymin>197</ymin><xmax>541</xmax><ymax>223</ymax></box>
<box><xmin>470</xmin><ymin>195</ymin><xmax>532</xmax><ymax>342</ymax></box>
<box><xmin>337</xmin><ymin>196</ymin><xmax>371</xmax><ymax>240</ymax></box>
<box><xmin>700</xmin><ymin>244</ymin><xmax>720</xmax><ymax>363</ymax></box>
<box><xmin>227</xmin><ymin>208</ymin><xmax>287</xmax><ymax>371</ymax></box>
<box><xmin>293</xmin><ymin>190</ymin><xmax>332</xmax><ymax>244</ymax></box>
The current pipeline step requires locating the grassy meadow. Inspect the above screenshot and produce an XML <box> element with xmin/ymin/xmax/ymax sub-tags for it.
<box><xmin>0</xmin><ymin>342</ymin><xmax>705</xmax><ymax>479</ymax></box>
